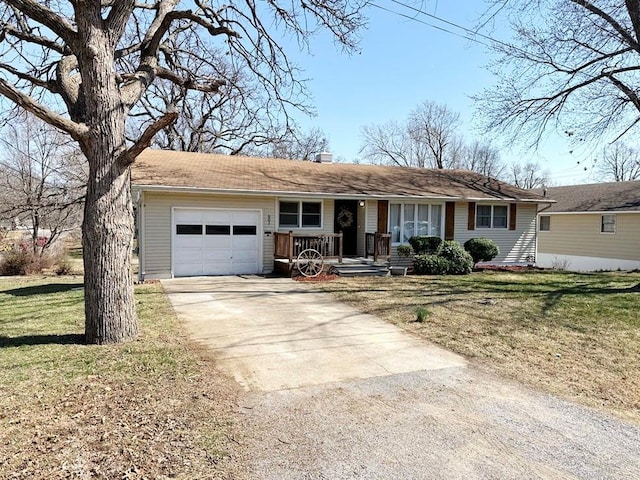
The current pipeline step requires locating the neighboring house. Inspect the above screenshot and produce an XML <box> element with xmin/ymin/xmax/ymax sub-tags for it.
<box><xmin>131</xmin><ymin>149</ymin><xmax>550</xmax><ymax>279</ymax></box>
<box><xmin>534</xmin><ymin>181</ymin><xmax>640</xmax><ymax>271</ymax></box>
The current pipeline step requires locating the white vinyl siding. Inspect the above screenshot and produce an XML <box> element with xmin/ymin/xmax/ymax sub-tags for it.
<box><xmin>366</xmin><ymin>200</ymin><xmax>378</xmax><ymax>233</ymax></box>
<box><xmin>140</xmin><ymin>191</ymin><xmax>275</xmax><ymax>278</ymax></box>
<box><xmin>455</xmin><ymin>202</ymin><xmax>537</xmax><ymax>263</ymax></box>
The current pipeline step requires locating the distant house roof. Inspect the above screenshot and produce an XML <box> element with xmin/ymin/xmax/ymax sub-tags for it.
<box><xmin>533</xmin><ymin>181</ymin><xmax>640</xmax><ymax>212</ymax></box>
<box><xmin>132</xmin><ymin>149</ymin><xmax>549</xmax><ymax>202</ymax></box>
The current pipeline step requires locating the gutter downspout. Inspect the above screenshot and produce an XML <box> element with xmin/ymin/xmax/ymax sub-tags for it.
<box><xmin>134</xmin><ymin>188</ymin><xmax>145</xmax><ymax>283</ymax></box>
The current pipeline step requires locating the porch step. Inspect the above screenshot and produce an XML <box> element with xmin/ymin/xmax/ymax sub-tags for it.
<box><xmin>333</xmin><ymin>263</ymin><xmax>390</xmax><ymax>277</ymax></box>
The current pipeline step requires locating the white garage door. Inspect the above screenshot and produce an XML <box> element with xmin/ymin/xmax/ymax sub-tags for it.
<box><xmin>173</xmin><ymin>208</ymin><xmax>261</xmax><ymax>277</ymax></box>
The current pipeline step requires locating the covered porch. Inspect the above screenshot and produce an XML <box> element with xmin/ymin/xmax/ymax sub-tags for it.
<box><xmin>273</xmin><ymin>231</ymin><xmax>391</xmax><ymax>276</ymax></box>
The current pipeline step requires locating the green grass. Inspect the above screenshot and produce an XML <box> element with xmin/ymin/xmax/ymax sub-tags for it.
<box><xmin>0</xmin><ymin>276</ymin><xmax>240</xmax><ymax>479</ymax></box>
<box><xmin>322</xmin><ymin>270</ymin><xmax>640</xmax><ymax>423</ymax></box>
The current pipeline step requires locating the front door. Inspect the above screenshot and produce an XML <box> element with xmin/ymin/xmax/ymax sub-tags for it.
<box><xmin>334</xmin><ymin>199</ymin><xmax>358</xmax><ymax>256</ymax></box>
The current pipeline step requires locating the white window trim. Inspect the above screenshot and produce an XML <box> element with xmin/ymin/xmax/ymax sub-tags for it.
<box><xmin>277</xmin><ymin>199</ymin><xmax>323</xmax><ymax>230</ymax></box>
<box><xmin>476</xmin><ymin>204</ymin><xmax>509</xmax><ymax>229</ymax></box>
<box><xmin>389</xmin><ymin>202</ymin><xmax>445</xmax><ymax>246</ymax></box>
<box><xmin>600</xmin><ymin>214</ymin><xmax>616</xmax><ymax>234</ymax></box>
<box><xmin>539</xmin><ymin>215</ymin><xmax>551</xmax><ymax>232</ymax></box>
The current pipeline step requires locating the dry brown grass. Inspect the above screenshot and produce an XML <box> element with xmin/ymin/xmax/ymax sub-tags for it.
<box><xmin>322</xmin><ymin>271</ymin><xmax>640</xmax><ymax>424</ymax></box>
<box><xmin>0</xmin><ymin>277</ymin><xmax>243</xmax><ymax>479</ymax></box>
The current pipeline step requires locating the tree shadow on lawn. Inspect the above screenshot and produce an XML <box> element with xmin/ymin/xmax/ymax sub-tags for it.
<box><xmin>0</xmin><ymin>333</ymin><xmax>85</xmax><ymax>348</ymax></box>
<box><xmin>543</xmin><ymin>283</ymin><xmax>639</xmax><ymax>313</ymax></box>
<box><xmin>2</xmin><ymin>283</ymin><xmax>84</xmax><ymax>296</ymax></box>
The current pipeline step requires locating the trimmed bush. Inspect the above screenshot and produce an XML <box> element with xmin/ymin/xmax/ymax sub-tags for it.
<box><xmin>464</xmin><ymin>237</ymin><xmax>500</xmax><ymax>265</ymax></box>
<box><xmin>437</xmin><ymin>241</ymin><xmax>473</xmax><ymax>275</ymax></box>
<box><xmin>408</xmin><ymin>236</ymin><xmax>443</xmax><ymax>255</ymax></box>
<box><xmin>414</xmin><ymin>254</ymin><xmax>450</xmax><ymax>275</ymax></box>
<box><xmin>396</xmin><ymin>244</ymin><xmax>414</xmax><ymax>258</ymax></box>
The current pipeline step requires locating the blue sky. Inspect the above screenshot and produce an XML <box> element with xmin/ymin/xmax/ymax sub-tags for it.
<box><xmin>286</xmin><ymin>1</ymin><xmax>596</xmax><ymax>186</ymax></box>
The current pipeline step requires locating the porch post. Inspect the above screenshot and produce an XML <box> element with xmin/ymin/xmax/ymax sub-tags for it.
<box><xmin>338</xmin><ymin>231</ymin><xmax>343</xmax><ymax>263</ymax></box>
<box><xmin>288</xmin><ymin>230</ymin><xmax>294</xmax><ymax>263</ymax></box>
<box><xmin>373</xmin><ymin>232</ymin><xmax>379</xmax><ymax>262</ymax></box>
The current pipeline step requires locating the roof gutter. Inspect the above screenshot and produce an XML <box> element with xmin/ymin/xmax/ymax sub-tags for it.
<box><xmin>132</xmin><ymin>184</ymin><xmax>550</xmax><ymax>203</ymax></box>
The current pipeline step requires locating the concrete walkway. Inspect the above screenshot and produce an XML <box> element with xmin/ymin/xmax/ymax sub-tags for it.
<box><xmin>162</xmin><ymin>276</ymin><xmax>465</xmax><ymax>391</ymax></box>
<box><xmin>162</xmin><ymin>276</ymin><xmax>640</xmax><ymax>479</ymax></box>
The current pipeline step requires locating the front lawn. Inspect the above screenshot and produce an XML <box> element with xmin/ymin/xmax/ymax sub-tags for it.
<box><xmin>0</xmin><ymin>276</ymin><xmax>242</xmax><ymax>479</ymax></box>
<box><xmin>322</xmin><ymin>271</ymin><xmax>640</xmax><ymax>423</ymax></box>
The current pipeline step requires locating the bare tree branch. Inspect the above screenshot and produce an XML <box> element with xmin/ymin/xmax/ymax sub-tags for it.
<box><xmin>4</xmin><ymin>0</ymin><xmax>77</xmax><ymax>46</ymax></box>
<box><xmin>0</xmin><ymin>23</ymin><xmax>66</xmax><ymax>53</ymax></box>
<box><xmin>479</xmin><ymin>1</ymin><xmax>640</xmax><ymax>149</ymax></box>
<box><xmin>122</xmin><ymin>108</ymin><xmax>179</xmax><ymax>164</ymax></box>
<box><xmin>0</xmin><ymin>62</ymin><xmax>58</xmax><ymax>92</ymax></box>
<box><xmin>0</xmin><ymin>79</ymin><xmax>88</xmax><ymax>140</ymax></box>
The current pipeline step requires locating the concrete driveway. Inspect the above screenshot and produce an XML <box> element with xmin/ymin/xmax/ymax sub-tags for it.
<box><xmin>162</xmin><ymin>276</ymin><xmax>640</xmax><ymax>479</ymax></box>
<box><xmin>162</xmin><ymin>275</ymin><xmax>465</xmax><ymax>391</ymax></box>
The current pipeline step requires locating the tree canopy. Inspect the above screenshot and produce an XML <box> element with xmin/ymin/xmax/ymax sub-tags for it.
<box><xmin>478</xmin><ymin>1</ymin><xmax>640</xmax><ymax>149</ymax></box>
<box><xmin>0</xmin><ymin>0</ymin><xmax>366</xmax><ymax>343</ymax></box>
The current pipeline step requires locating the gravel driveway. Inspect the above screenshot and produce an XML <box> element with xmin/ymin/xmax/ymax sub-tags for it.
<box><xmin>163</xmin><ymin>276</ymin><xmax>640</xmax><ymax>479</ymax></box>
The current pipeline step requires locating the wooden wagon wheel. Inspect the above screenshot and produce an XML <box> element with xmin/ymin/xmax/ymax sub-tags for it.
<box><xmin>297</xmin><ymin>248</ymin><xmax>324</xmax><ymax>277</ymax></box>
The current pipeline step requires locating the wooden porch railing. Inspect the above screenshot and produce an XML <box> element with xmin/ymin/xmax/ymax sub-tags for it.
<box><xmin>366</xmin><ymin>232</ymin><xmax>392</xmax><ymax>261</ymax></box>
<box><xmin>274</xmin><ymin>231</ymin><xmax>343</xmax><ymax>263</ymax></box>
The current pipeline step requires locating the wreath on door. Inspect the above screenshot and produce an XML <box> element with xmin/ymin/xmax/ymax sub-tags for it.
<box><xmin>337</xmin><ymin>206</ymin><xmax>354</xmax><ymax>229</ymax></box>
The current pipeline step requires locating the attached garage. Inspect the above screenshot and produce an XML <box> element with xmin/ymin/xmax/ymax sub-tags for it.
<box><xmin>172</xmin><ymin>208</ymin><xmax>262</xmax><ymax>277</ymax></box>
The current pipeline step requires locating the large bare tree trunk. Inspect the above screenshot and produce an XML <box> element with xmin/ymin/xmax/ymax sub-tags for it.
<box><xmin>79</xmin><ymin>11</ymin><xmax>138</xmax><ymax>344</ymax></box>
<box><xmin>82</xmin><ymin>161</ymin><xmax>137</xmax><ymax>344</ymax></box>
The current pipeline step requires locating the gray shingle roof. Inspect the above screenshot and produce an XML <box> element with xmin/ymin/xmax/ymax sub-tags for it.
<box><xmin>132</xmin><ymin>149</ymin><xmax>549</xmax><ymax>202</ymax></box>
<box><xmin>533</xmin><ymin>181</ymin><xmax>640</xmax><ymax>212</ymax></box>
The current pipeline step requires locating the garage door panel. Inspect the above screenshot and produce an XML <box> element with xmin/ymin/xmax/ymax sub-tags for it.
<box><xmin>233</xmin><ymin>235</ymin><xmax>257</xmax><ymax>248</ymax></box>
<box><xmin>233</xmin><ymin>211</ymin><xmax>259</xmax><ymax>223</ymax></box>
<box><xmin>233</xmin><ymin>248</ymin><xmax>258</xmax><ymax>262</ymax></box>
<box><xmin>175</xmin><ymin>235</ymin><xmax>203</xmax><ymax>248</ymax></box>
<box><xmin>203</xmin><ymin>262</ymin><xmax>232</xmax><ymax>276</ymax></box>
<box><xmin>173</xmin><ymin>208</ymin><xmax>261</xmax><ymax>277</ymax></box>
<box><xmin>175</xmin><ymin>262</ymin><xmax>204</xmax><ymax>277</ymax></box>
<box><xmin>175</xmin><ymin>210</ymin><xmax>203</xmax><ymax>223</ymax></box>
<box><xmin>204</xmin><ymin>235</ymin><xmax>232</xmax><ymax>247</ymax></box>
<box><xmin>204</xmin><ymin>211</ymin><xmax>232</xmax><ymax>223</ymax></box>
<box><xmin>204</xmin><ymin>250</ymin><xmax>232</xmax><ymax>262</ymax></box>
<box><xmin>176</xmin><ymin>248</ymin><xmax>204</xmax><ymax>261</ymax></box>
